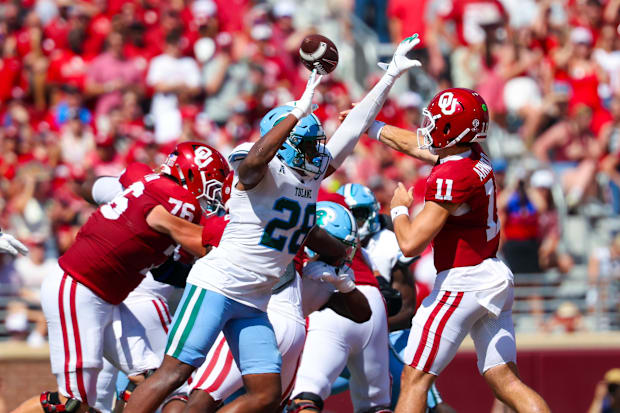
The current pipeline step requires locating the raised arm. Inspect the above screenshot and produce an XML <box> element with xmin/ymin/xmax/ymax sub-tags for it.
<box><xmin>238</xmin><ymin>71</ymin><xmax>322</xmax><ymax>190</ymax></box>
<box><xmin>325</xmin><ymin>34</ymin><xmax>423</xmax><ymax>176</ymax></box>
<box><xmin>373</xmin><ymin>124</ymin><xmax>438</xmax><ymax>165</ymax></box>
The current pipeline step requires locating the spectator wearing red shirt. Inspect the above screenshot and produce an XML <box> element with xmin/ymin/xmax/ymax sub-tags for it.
<box><xmin>46</xmin><ymin>28</ymin><xmax>90</xmax><ymax>91</ymax></box>
<box><xmin>429</xmin><ymin>0</ymin><xmax>507</xmax><ymax>82</ymax></box>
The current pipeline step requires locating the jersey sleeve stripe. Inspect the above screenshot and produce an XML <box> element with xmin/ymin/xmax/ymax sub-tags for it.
<box><xmin>228</xmin><ymin>151</ymin><xmax>249</xmax><ymax>163</ymax></box>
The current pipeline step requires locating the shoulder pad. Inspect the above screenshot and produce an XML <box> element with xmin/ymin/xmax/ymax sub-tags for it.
<box><xmin>228</xmin><ymin>142</ymin><xmax>254</xmax><ymax>165</ymax></box>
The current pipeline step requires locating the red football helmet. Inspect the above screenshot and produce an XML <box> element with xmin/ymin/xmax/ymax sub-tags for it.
<box><xmin>417</xmin><ymin>88</ymin><xmax>489</xmax><ymax>152</ymax></box>
<box><xmin>161</xmin><ymin>142</ymin><xmax>230</xmax><ymax>216</ymax></box>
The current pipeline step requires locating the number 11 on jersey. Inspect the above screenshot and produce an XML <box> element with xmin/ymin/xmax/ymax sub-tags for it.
<box><xmin>485</xmin><ymin>179</ymin><xmax>499</xmax><ymax>241</ymax></box>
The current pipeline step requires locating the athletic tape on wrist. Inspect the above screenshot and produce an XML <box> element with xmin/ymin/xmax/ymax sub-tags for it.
<box><xmin>390</xmin><ymin>206</ymin><xmax>409</xmax><ymax>221</ymax></box>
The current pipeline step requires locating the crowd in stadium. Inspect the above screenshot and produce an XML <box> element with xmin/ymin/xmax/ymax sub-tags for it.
<box><xmin>0</xmin><ymin>0</ymin><xmax>619</xmax><ymax>344</ymax></box>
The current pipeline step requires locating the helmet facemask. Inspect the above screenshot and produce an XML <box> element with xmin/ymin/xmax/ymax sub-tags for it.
<box><xmin>196</xmin><ymin>172</ymin><xmax>225</xmax><ymax>217</ymax></box>
<box><xmin>351</xmin><ymin>205</ymin><xmax>379</xmax><ymax>240</ymax></box>
<box><xmin>417</xmin><ymin>108</ymin><xmax>436</xmax><ymax>150</ymax></box>
<box><xmin>280</xmin><ymin>134</ymin><xmax>329</xmax><ymax>178</ymax></box>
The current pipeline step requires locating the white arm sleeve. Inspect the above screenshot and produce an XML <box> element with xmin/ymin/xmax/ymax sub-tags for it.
<box><xmin>326</xmin><ymin>74</ymin><xmax>397</xmax><ymax>169</ymax></box>
<box><xmin>91</xmin><ymin>176</ymin><xmax>123</xmax><ymax>205</ymax></box>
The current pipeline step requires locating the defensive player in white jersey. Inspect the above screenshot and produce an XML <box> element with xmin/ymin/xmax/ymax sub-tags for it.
<box><xmin>184</xmin><ymin>201</ymin><xmax>370</xmax><ymax>413</ymax></box>
<box><xmin>125</xmin><ymin>33</ymin><xmax>425</xmax><ymax>413</ymax></box>
<box><xmin>367</xmin><ymin>88</ymin><xmax>550</xmax><ymax>413</ymax></box>
<box><xmin>289</xmin><ymin>195</ymin><xmax>392</xmax><ymax>413</ymax></box>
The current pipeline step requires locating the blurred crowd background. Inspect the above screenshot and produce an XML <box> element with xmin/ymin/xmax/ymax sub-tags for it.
<box><xmin>0</xmin><ymin>0</ymin><xmax>619</xmax><ymax>350</ymax></box>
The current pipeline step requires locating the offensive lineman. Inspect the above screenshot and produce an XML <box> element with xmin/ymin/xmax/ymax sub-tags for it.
<box><xmin>37</xmin><ymin>142</ymin><xmax>229</xmax><ymax>413</ymax></box>
<box><xmin>125</xmin><ymin>33</ymin><xmax>424</xmax><ymax>413</ymax></box>
<box><xmin>371</xmin><ymin>88</ymin><xmax>550</xmax><ymax>413</ymax></box>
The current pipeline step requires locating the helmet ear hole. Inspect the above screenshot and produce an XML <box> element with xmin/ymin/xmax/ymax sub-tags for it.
<box><xmin>187</xmin><ymin>169</ymin><xmax>194</xmax><ymax>183</ymax></box>
<box><xmin>443</xmin><ymin>123</ymin><xmax>451</xmax><ymax>135</ymax></box>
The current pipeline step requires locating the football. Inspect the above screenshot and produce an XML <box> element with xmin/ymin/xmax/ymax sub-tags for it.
<box><xmin>299</xmin><ymin>34</ymin><xmax>339</xmax><ymax>75</ymax></box>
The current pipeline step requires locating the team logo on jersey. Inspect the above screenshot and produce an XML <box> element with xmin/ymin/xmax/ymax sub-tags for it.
<box><xmin>194</xmin><ymin>146</ymin><xmax>214</xmax><ymax>168</ymax></box>
<box><xmin>438</xmin><ymin>92</ymin><xmax>458</xmax><ymax>115</ymax></box>
<box><xmin>279</xmin><ymin>165</ymin><xmax>286</xmax><ymax>175</ymax></box>
<box><xmin>316</xmin><ymin>207</ymin><xmax>336</xmax><ymax>227</ymax></box>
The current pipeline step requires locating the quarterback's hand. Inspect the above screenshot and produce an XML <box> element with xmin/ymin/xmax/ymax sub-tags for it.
<box><xmin>378</xmin><ymin>34</ymin><xmax>422</xmax><ymax>79</ymax></box>
<box><xmin>390</xmin><ymin>182</ymin><xmax>414</xmax><ymax>210</ymax></box>
<box><xmin>0</xmin><ymin>232</ymin><xmax>28</xmax><ymax>256</ymax></box>
<box><xmin>290</xmin><ymin>69</ymin><xmax>322</xmax><ymax>119</ymax></box>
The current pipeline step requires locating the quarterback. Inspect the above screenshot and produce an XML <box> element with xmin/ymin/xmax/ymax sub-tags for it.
<box><xmin>370</xmin><ymin>88</ymin><xmax>550</xmax><ymax>413</ymax></box>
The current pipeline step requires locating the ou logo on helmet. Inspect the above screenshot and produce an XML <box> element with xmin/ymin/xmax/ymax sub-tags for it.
<box><xmin>316</xmin><ymin>207</ymin><xmax>337</xmax><ymax>227</ymax></box>
<box><xmin>438</xmin><ymin>92</ymin><xmax>458</xmax><ymax>115</ymax></box>
<box><xmin>194</xmin><ymin>146</ymin><xmax>214</xmax><ymax>168</ymax></box>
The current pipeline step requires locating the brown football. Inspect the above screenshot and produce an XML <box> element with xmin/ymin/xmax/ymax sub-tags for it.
<box><xmin>299</xmin><ymin>34</ymin><xmax>339</xmax><ymax>75</ymax></box>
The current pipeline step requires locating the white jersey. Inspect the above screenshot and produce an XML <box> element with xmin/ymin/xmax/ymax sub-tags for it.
<box><xmin>365</xmin><ymin>228</ymin><xmax>411</xmax><ymax>283</ymax></box>
<box><xmin>187</xmin><ymin>142</ymin><xmax>331</xmax><ymax>311</ymax></box>
<box><xmin>268</xmin><ymin>272</ymin><xmax>305</xmax><ymax>326</ymax></box>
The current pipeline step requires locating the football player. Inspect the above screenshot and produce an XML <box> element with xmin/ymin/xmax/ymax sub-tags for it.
<box><xmin>184</xmin><ymin>201</ymin><xmax>370</xmax><ymax>413</ymax></box>
<box><xmin>124</xmin><ymin>34</ymin><xmax>424</xmax><ymax>413</ymax></box>
<box><xmin>372</xmin><ymin>88</ymin><xmax>550</xmax><ymax>413</ymax></box>
<box><xmin>88</xmin><ymin>161</ymin><xmax>206</xmax><ymax>413</ymax></box>
<box><xmin>337</xmin><ymin>184</ymin><xmax>454</xmax><ymax>413</ymax></box>
<box><xmin>36</xmin><ymin>142</ymin><xmax>229</xmax><ymax>413</ymax></box>
<box><xmin>288</xmin><ymin>193</ymin><xmax>392</xmax><ymax>413</ymax></box>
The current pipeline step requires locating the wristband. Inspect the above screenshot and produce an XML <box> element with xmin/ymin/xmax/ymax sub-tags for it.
<box><xmin>367</xmin><ymin>121</ymin><xmax>386</xmax><ymax>141</ymax></box>
<box><xmin>290</xmin><ymin>107</ymin><xmax>304</xmax><ymax>120</ymax></box>
<box><xmin>390</xmin><ymin>206</ymin><xmax>409</xmax><ymax>221</ymax></box>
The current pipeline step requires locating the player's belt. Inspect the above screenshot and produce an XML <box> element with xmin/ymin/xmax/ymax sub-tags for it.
<box><xmin>272</xmin><ymin>261</ymin><xmax>296</xmax><ymax>294</ymax></box>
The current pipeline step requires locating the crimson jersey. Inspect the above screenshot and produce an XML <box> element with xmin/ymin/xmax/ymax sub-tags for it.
<box><xmin>201</xmin><ymin>215</ymin><xmax>230</xmax><ymax>248</ymax></box>
<box><xmin>348</xmin><ymin>249</ymin><xmax>379</xmax><ymax>288</ymax></box>
<box><xmin>59</xmin><ymin>169</ymin><xmax>201</xmax><ymax>305</ymax></box>
<box><xmin>425</xmin><ymin>144</ymin><xmax>500</xmax><ymax>273</ymax></box>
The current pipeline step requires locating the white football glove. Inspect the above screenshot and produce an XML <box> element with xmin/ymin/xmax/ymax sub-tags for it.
<box><xmin>0</xmin><ymin>232</ymin><xmax>28</xmax><ymax>256</ymax></box>
<box><xmin>378</xmin><ymin>34</ymin><xmax>422</xmax><ymax>79</ymax></box>
<box><xmin>303</xmin><ymin>261</ymin><xmax>356</xmax><ymax>293</ymax></box>
<box><xmin>290</xmin><ymin>69</ymin><xmax>322</xmax><ymax>120</ymax></box>
<box><xmin>303</xmin><ymin>260</ymin><xmax>337</xmax><ymax>282</ymax></box>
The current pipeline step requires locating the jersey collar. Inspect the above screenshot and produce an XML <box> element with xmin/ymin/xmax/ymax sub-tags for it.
<box><xmin>439</xmin><ymin>150</ymin><xmax>472</xmax><ymax>164</ymax></box>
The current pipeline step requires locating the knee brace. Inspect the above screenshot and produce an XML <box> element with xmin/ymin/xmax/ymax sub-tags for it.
<box><xmin>287</xmin><ymin>392</ymin><xmax>324</xmax><ymax>412</ymax></box>
<box><xmin>120</xmin><ymin>369</ymin><xmax>156</xmax><ymax>402</ymax></box>
<box><xmin>40</xmin><ymin>391</ymin><xmax>96</xmax><ymax>413</ymax></box>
